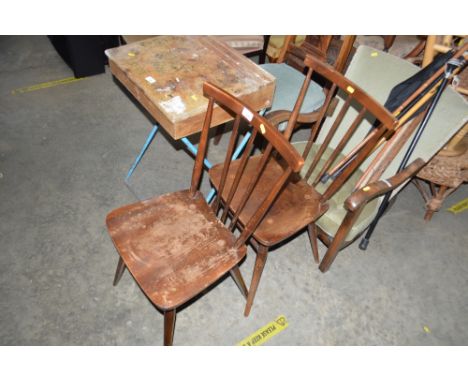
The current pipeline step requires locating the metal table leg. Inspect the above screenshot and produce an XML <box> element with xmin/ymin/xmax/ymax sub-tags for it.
<box><xmin>125</xmin><ymin>124</ymin><xmax>159</xmax><ymax>182</ymax></box>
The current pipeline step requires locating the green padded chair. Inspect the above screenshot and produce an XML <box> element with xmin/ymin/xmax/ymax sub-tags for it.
<box><xmin>260</xmin><ymin>36</ymin><xmax>355</xmax><ymax>131</ymax></box>
<box><xmin>290</xmin><ymin>45</ymin><xmax>468</xmax><ymax>271</ymax></box>
<box><xmin>261</xmin><ymin>62</ymin><xmax>325</xmax><ymax>130</ymax></box>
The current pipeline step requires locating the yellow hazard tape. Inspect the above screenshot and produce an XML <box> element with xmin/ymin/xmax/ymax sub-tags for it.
<box><xmin>11</xmin><ymin>76</ymin><xmax>85</xmax><ymax>95</ymax></box>
<box><xmin>447</xmin><ymin>198</ymin><xmax>468</xmax><ymax>214</ymax></box>
<box><xmin>237</xmin><ymin>315</ymin><xmax>288</xmax><ymax>346</ymax></box>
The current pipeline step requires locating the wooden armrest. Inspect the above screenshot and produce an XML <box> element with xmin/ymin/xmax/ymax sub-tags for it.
<box><xmin>345</xmin><ymin>158</ymin><xmax>425</xmax><ymax>212</ymax></box>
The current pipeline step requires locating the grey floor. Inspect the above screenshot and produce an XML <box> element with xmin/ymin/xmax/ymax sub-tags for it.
<box><xmin>1</xmin><ymin>36</ymin><xmax>467</xmax><ymax>346</ymax></box>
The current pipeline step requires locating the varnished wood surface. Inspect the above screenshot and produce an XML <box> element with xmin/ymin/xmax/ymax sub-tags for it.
<box><xmin>106</xmin><ymin>36</ymin><xmax>276</xmax><ymax>139</ymax></box>
<box><xmin>106</xmin><ymin>190</ymin><xmax>246</xmax><ymax>309</ymax></box>
<box><xmin>210</xmin><ymin>155</ymin><xmax>327</xmax><ymax>247</ymax></box>
<box><xmin>345</xmin><ymin>158</ymin><xmax>425</xmax><ymax>212</ymax></box>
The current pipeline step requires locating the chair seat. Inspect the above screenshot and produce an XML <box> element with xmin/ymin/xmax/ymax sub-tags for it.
<box><xmin>261</xmin><ymin>63</ymin><xmax>326</xmax><ymax>130</ymax></box>
<box><xmin>292</xmin><ymin>141</ymin><xmax>379</xmax><ymax>241</ymax></box>
<box><xmin>209</xmin><ymin>155</ymin><xmax>327</xmax><ymax>247</ymax></box>
<box><xmin>106</xmin><ymin>190</ymin><xmax>246</xmax><ymax>310</ymax></box>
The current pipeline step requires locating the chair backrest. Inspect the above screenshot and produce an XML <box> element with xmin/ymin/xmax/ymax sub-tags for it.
<box><xmin>333</xmin><ymin>45</ymin><xmax>468</xmax><ymax>188</ymax></box>
<box><xmin>192</xmin><ymin>82</ymin><xmax>304</xmax><ymax>247</ymax></box>
<box><xmin>284</xmin><ymin>54</ymin><xmax>397</xmax><ymax>202</ymax></box>
<box><xmin>278</xmin><ymin>35</ymin><xmax>356</xmax><ymax>74</ymax></box>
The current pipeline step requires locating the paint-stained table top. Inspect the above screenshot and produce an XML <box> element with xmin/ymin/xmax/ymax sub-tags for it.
<box><xmin>106</xmin><ymin>36</ymin><xmax>276</xmax><ymax>139</ymax></box>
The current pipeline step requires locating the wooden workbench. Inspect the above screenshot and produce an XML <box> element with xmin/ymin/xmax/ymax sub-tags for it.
<box><xmin>106</xmin><ymin>36</ymin><xmax>276</xmax><ymax>139</ymax></box>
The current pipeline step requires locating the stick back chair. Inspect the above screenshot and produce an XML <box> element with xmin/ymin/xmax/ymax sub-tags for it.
<box><xmin>291</xmin><ymin>45</ymin><xmax>468</xmax><ymax>272</ymax></box>
<box><xmin>106</xmin><ymin>82</ymin><xmax>304</xmax><ymax>345</ymax></box>
<box><xmin>261</xmin><ymin>35</ymin><xmax>356</xmax><ymax>131</ymax></box>
<box><xmin>213</xmin><ymin>35</ymin><xmax>356</xmax><ymax>147</ymax></box>
<box><xmin>209</xmin><ymin>54</ymin><xmax>397</xmax><ymax>315</ymax></box>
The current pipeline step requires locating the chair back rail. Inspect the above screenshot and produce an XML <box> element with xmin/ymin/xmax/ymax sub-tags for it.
<box><xmin>193</xmin><ymin>82</ymin><xmax>304</xmax><ymax>248</ymax></box>
<box><xmin>289</xmin><ymin>54</ymin><xmax>397</xmax><ymax>202</ymax></box>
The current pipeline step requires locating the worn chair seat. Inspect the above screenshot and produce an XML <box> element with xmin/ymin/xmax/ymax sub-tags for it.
<box><xmin>292</xmin><ymin>141</ymin><xmax>379</xmax><ymax>241</ymax></box>
<box><xmin>209</xmin><ymin>154</ymin><xmax>326</xmax><ymax>247</ymax></box>
<box><xmin>261</xmin><ymin>63</ymin><xmax>326</xmax><ymax>130</ymax></box>
<box><xmin>106</xmin><ymin>190</ymin><xmax>246</xmax><ymax>309</ymax></box>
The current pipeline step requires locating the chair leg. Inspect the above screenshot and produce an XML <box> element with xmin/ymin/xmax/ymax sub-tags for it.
<box><xmin>230</xmin><ymin>265</ymin><xmax>248</xmax><ymax>299</ymax></box>
<box><xmin>382</xmin><ymin>35</ymin><xmax>396</xmax><ymax>52</ymax></box>
<box><xmin>113</xmin><ymin>257</ymin><xmax>127</xmax><ymax>286</ymax></box>
<box><xmin>164</xmin><ymin>309</ymin><xmax>176</xmax><ymax>346</ymax></box>
<box><xmin>319</xmin><ymin>207</ymin><xmax>362</xmax><ymax>273</ymax></box>
<box><xmin>244</xmin><ymin>245</ymin><xmax>268</xmax><ymax>317</ymax></box>
<box><xmin>424</xmin><ymin>185</ymin><xmax>450</xmax><ymax>221</ymax></box>
<box><xmin>307</xmin><ymin>223</ymin><xmax>320</xmax><ymax>264</ymax></box>
<box><xmin>423</xmin><ymin>209</ymin><xmax>435</xmax><ymax>221</ymax></box>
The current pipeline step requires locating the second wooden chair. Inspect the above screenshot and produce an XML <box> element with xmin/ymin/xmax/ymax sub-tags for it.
<box><xmin>210</xmin><ymin>54</ymin><xmax>397</xmax><ymax>316</ymax></box>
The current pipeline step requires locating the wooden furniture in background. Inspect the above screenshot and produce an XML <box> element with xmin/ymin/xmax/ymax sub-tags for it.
<box><xmin>214</xmin><ymin>35</ymin><xmax>355</xmax><ymax>145</ymax></box>
<box><xmin>422</xmin><ymin>35</ymin><xmax>467</xmax><ymax>95</ymax></box>
<box><xmin>414</xmin><ymin>124</ymin><xmax>468</xmax><ymax>220</ymax></box>
<box><xmin>107</xmin><ymin>82</ymin><xmax>304</xmax><ymax>345</ymax></box>
<box><xmin>411</xmin><ymin>36</ymin><xmax>468</xmax><ymax>220</ymax></box>
<box><xmin>217</xmin><ymin>35</ymin><xmax>269</xmax><ymax>64</ymax></box>
<box><xmin>277</xmin><ymin>35</ymin><xmax>356</xmax><ymax>73</ymax></box>
<box><xmin>260</xmin><ymin>35</ymin><xmax>356</xmax><ymax>134</ymax></box>
<box><xmin>122</xmin><ymin>35</ymin><xmax>269</xmax><ymax>64</ymax></box>
<box><xmin>266</xmin><ymin>35</ymin><xmax>305</xmax><ymax>63</ymax></box>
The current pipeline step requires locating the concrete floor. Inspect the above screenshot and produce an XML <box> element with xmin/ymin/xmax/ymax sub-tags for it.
<box><xmin>1</xmin><ymin>36</ymin><xmax>467</xmax><ymax>346</ymax></box>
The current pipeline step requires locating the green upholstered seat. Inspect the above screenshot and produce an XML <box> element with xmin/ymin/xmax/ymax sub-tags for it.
<box><xmin>302</xmin><ymin>46</ymin><xmax>468</xmax><ymax>241</ymax></box>
<box><xmin>329</xmin><ymin>45</ymin><xmax>468</xmax><ymax>180</ymax></box>
<box><xmin>292</xmin><ymin>141</ymin><xmax>379</xmax><ymax>241</ymax></box>
<box><xmin>261</xmin><ymin>63</ymin><xmax>326</xmax><ymax>130</ymax></box>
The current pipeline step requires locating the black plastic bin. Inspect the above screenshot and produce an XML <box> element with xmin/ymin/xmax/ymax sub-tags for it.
<box><xmin>48</xmin><ymin>35</ymin><xmax>120</xmax><ymax>78</ymax></box>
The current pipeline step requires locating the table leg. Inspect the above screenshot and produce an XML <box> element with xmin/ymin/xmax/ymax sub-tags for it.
<box><xmin>125</xmin><ymin>124</ymin><xmax>159</xmax><ymax>182</ymax></box>
<box><xmin>181</xmin><ymin>137</ymin><xmax>214</xmax><ymax>170</ymax></box>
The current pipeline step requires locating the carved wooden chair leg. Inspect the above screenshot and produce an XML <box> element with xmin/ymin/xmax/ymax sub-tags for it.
<box><xmin>424</xmin><ymin>184</ymin><xmax>452</xmax><ymax>221</ymax></box>
<box><xmin>424</xmin><ymin>208</ymin><xmax>436</xmax><ymax>221</ymax></box>
<box><xmin>319</xmin><ymin>207</ymin><xmax>362</xmax><ymax>273</ymax></box>
<box><xmin>413</xmin><ymin>178</ymin><xmax>431</xmax><ymax>205</ymax></box>
<box><xmin>307</xmin><ymin>223</ymin><xmax>320</xmax><ymax>264</ymax></box>
<box><xmin>163</xmin><ymin>309</ymin><xmax>176</xmax><ymax>346</ymax></box>
<box><xmin>244</xmin><ymin>245</ymin><xmax>268</xmax><ymax>317</ymax></box>
<box><xmin>113</xmin><ymin>257</ymin><xmax>126</xmax><ymax>286</ymax></box>
<box><xmin>230</xmin><ymin>265</ymin><xmax>248</xmax><ymax>299</ymax></box>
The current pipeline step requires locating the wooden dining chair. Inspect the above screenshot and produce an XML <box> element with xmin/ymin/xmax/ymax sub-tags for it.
<box><xmin>261</xmin><ymin>35</ymin><xmax>356</xmax><ymax>132</ymax></box>
<box><xmin>209</xmin><ymin>54</ymin><xmax>397</xmax><ymax>316</ymax></box>
<box><xmin>106</xmin><ymin>82</ymin><xmax>304</xmax><ymax>345</ymax></box>
<box><xmin>214</xmin><ymin>35</ymin><xmax>356</xmax><ymax>146</ymax></box>
<box><xmin>293</xmin><ymin>45</ymin><xmax>468</xmax><ymax>272</ymax></box>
